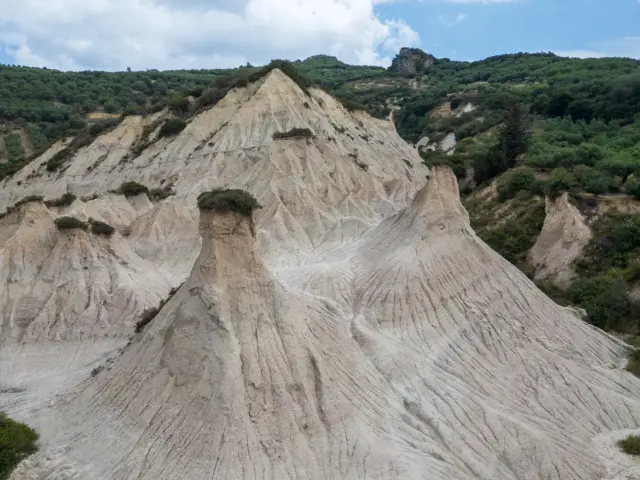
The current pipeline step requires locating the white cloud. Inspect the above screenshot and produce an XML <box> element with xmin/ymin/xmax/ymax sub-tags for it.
<box><xmin>437</xmin><ymin>12</ymin><xmax>468</xmax><ymax>26</ymax></box>
<box><xmin>0</xmin><ymin>0</ymin><xmax>420</xmax><ymax>71</ymax></box>
<box><xmin>555</xmin><ymin>37</ymin><xmax>640</xmax><ymax>59</ymax></box>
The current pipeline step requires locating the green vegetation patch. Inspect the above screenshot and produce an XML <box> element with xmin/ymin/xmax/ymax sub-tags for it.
<box><xmin>44</xmin><ymin>192</ymin><xmax>77</xmax><ymax>207</ymax></box>
<box><xmin>272</xmin><ymin>128</ymin><xmax>314</xmax><ymax>140</ymax></box>
<box><xmin>89</xmin><ymin>218</ymin><xmax>115</xmax><ymax>236</ymax></box>
<box><xmin>340</xmin><ymin>99</ymin><xmax>368</xmax><ymax>113</ymax></box>
<box><xmin>54</xmin><ymin>216</ymin><xmax>88</xmax><ymax>231</ymax></box>
<box><xmin>46</xmin><ymin>133</ymin><xmax>94</xmax><ymax>172</ymax></box>
<box><xmin>119</xmin><ymin>181</ymin><xmax>149</xmax><ymax>197</ymax></box>
<box><xmin>479</xmin><ymin>199</ymin><xmax>546</xmax><ymax>267</ymax></box>
<box><xmin>3</xmin><ymin>134</ymin><xmax>24</xmax><ymax>164</ymax></box>
<box><xmin>197</xmin><ymin>188</ymin><xmax>261</xmax><ymax>216</ymax></box>
<box><xmin>627</xmin><ymin>349</ymin><xmax>640</xmax><ymax>377</ymax></box>
<box><xmin>618</xmin><ymin>435</ymin><xmax>640</xmax><ymax>456</ymax></box>
<box><xmin>27</xmin><ymin>125</ymin><xmax>49</xmax><ymax>157</ymax></box>
<box><xmin>421</xmin><ymin>151</ymin><xmax>467</xmax><ymax>180</ymax></box>
<box><xmin>158</xmin><ymin>118</ymin><xmax>187</xmax><ymax>138</ymax></box>
<box><xmin>135</xmin><ymin>284</ymin><xmax>182</xmax><ymax>333</ymax></box>
<box><xmin>497</xmin><ymin>167</ymin><xmax>541</xmax><ymax>201</ymax></box>
<box><xmin>0</xmin><ymin>413</ymin><xmax>39</xmax><ymax>479</ymax></box>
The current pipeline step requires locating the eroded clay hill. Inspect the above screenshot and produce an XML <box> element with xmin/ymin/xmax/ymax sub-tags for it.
<box><xmin>1</xmin><ymin>70</ymin><xmax>639</xmax><ymax>479</ymax></box>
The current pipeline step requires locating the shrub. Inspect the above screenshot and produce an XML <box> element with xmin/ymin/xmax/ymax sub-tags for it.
<box><xmin>480</xmin><ymin>200</ymin><xmax>546</xmax><ymax>266</ymax></box>
<box><xmin>167</xmin><ymin>95</ymin><xmax>190</xmax><ymax>115</ymax></box>
<box><xmin>623</xmin><ymin>176</ymin><xmax>640</xmax><ymax>199</ymax></box>
<box><xmin>89</xmin><ymin>218</ymin><xmax>115</xmax><ymax>236</ymax></box>
<box><xmin>543</xmin><ymin>168</ymin><xmax>577</xmax><ymax>198</ymax></box>
<box><xmin>46</xmin><ymin>148</ymin><xmax>71</xmax><ymax>171</ymax></box>
<box><xmin>10</xmin><ymin>195</ymin><xmax>44</xmax><ymax>212</ymax></box>
<box><xmin>44</xmin><ymin>192</ymin><xmax>76</xmax><ymax>207</ymax></box>
<box><xmin>135</xmin><ymin>306</ymin><xmax>159</xmax><ymax>333</ymax></box>
<box><xmin>54</xmin><ymin>216</ymin><xmax>88</xmax><ymax>231</ymax></box>
<box><xmin>498</xmin><ymin>167</ymin><xmax>540</xmax><ymax>201</ymax></box>
<box><xmin>421</xmin><ymin>151</ymin><xmax>467</xmax><ymax>180</ymax></box>
<box><xmin>568</xmin><ymin>276</ymin><xmax>636</xmax><ymax>331</ymax></box>
<box><xmin>119</xmin><ymin>181</ymin><xmax>149</xmax><ymax>197</ymax></box>
<box><xmin>577</xmin><ymin>214</ymin><xmax>640</xmax><ymax>277</ymax></box>
<box><xmin>197</xmin><ymin>188</ymin><xmax>261</xmax><ymax>216</ymax></box>
<box><xmin>272</xmin><ymin>128</ymin><xmax>314</xmax><ymax>140</ymax></box>
<box><xmin>149</xmin><ymin>186</ymin><xmax>176</xmax><ymax>201</ymax></box>
<box><xmin>46</xmin><ymin>132</ymin><xmax>95</xmax><ymax>172</ymax></box>
<box><xmin>574</xmin><ymin>165</ymin><xmax>612</xmax><ymax>195</ymax></box>
<box><xmin>158</xmin><ymin>119</ymin><xmax>187</xmax><ymax>138</ymax></box>
<box><xmin>450</xmin><ymin>97</ymin><xmax>463</xmax><ymax>110</ymax></box>
<box><xmin>618</xmin><ymin>435</ymin><xmax>640</xmax><ymax>456</ymax></box>
<box><xmin>0</xmin><ymin>413</ymin><xmax>39</xmax><ymax>479</ymax></box>
<box><xmin>135</xmin><ymin>284</ymin><xmax>182</xmax><ymax>333</ymax></box>
<box><xmin>340</xmin><ymin>99</ymin><xmax>368</xmax><ymax>113</ymax></box>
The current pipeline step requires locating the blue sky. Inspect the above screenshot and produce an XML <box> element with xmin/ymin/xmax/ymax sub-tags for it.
<box><xmin>0</xmin><ymin>0</ymin><xmax>638</xmax><ymax>71</ymax></box>
<box><xmin>378</xmin><ymin>0</ymin><xmax>640</xmax><ymax>61</ymax></box>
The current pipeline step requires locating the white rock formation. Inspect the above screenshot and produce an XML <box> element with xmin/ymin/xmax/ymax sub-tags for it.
<box><xmin>456</xmin><ymin>103</ymin><xmax>477</xmax><ymax>117</ymax></box>
<box><xmin>0</xmin><ymin>70</ymin><xmax>639</xmax><ymax>479</ymax></box>
<box><xmin>529</xmin><ymin>193</ymin><xmax>592</xmax><ymax>285</ymax></box>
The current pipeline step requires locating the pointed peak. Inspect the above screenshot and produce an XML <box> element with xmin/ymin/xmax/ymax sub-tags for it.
<box><xmin>257</xmin><ymin>61</ymin><xmax>311</xmax><ymax>96</ymax></box>
<box><xmin>197</xmin><ymin>188</ymin><xmax>261</xmax><ymax>239</ymax></box>
<box><xmin>409</xmin><ymin>166</ymin><xmax>468</xmax><ymax>222</ymax></box>
<box><xmin>197</xmin><ymin>189</ymin><xmax>261</xmax><ymax>217</ymax></box>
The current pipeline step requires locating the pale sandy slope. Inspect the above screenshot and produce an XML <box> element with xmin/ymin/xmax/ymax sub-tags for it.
<box><xmin>1</xmin><ymin>70</ymin><xmax>639</xmax><ymax>479</ymax></box>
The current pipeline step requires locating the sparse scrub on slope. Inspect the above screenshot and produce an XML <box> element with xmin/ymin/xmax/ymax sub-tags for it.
<box><xmin>626</xmin><ymin>349</ymin><xmax>640</xmax><ymax>377</ymax></box>
<box><xmin>119</xmin><ymin>181</ymin><xmax>149</xmax><ymax>197</ymax></box>
<box><xmin>0</xmin><ymin>412</ymin><xmax>39</xmax><ymax>480</ymax></box>
<box><xmin>54</xmin><ymin>216</ymin><xmax>88</xmax><ymax>231</ymax></box>
<box><xmin>272</xmin><ymin>128</ymin><xmax>315</xmax><ymax>140</ymax></box>
<box><xmin>158</xmin><ymin>119</ymin><xmax>187</xmax><ymax>138</ymax></box>
<box><xmin>46</xmin><ymin>133</ymin><xmax>94</xmax><ymax>172</ymax></box>
<box><xmin>135</xmin><ymin>285</ymin><xmax>182</xmax><ymax>333</ymax></box>
<box><xmin>420</xmin><ymin>150</ymin><xmax>467</xmax><ymax>180</ymax></box>
<box><xmin>3</xmin><ymin>134</ymin><xmax>24</xmax><ymax>164</ymax></box>
<box><xmin>618</xmin><ymin>435</ymin><xmax>640</xmax><ymax>456</ymax></box>
<box><xmin>197</xmin><ymin>188</ymin><xmax>261</xmax><ymax>216</ymax></box>
<box><xmin>339</xmin><ymin>98</ymin><xmax>368</xmax><ymax>113</ymax></box>
<box><xmin>149</xmin><ymin>186</ymin><xmax>176</xmax><ymax>201</ymax></box>
<box><xmin>89</xmin><ymin>218</ymin><xmax>115</xmax><ymax>236</ymax></box>
<box><xmin>44</xmin><ymin>192</ymin><xmax>77</xmax><ymax>207</ymax></box>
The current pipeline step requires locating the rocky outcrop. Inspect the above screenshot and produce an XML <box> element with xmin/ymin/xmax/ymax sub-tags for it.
<box><xmin>529</xmin><ymin>193</ymin><xmax>592</xmax><ymax>285</ymax></box>
<box><xmin>389</xmin><ymin>47</ymin><xmax>435</xmax><ymax>75</ymax></box>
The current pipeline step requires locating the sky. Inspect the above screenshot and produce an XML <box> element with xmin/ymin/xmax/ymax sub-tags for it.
<box><xmin>0</xmin><ymin>0</ymin><xmax>638</xmax><ymax>71</ymax></box>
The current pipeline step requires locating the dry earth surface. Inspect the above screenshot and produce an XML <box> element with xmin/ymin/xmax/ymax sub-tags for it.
<box><xmin>0</xmin><ymin>69</ymin><xmax>639</xmax><ymax>479</ymax></box>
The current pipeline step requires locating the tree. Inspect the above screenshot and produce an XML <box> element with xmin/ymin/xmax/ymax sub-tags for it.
<box><xmin>498</xmin><ymin>167</ymin><xmax>539</xmax><ymax>201</ymax></box>
<box><xmin>499</xmin><ymin>101</ymin><xmax>529</xmax><ymax>167</ymax></box>
<box><xmin>167</xmin><ymin>95</ymin><xmax>190</xmax><ymax>115</ymax></box>
<box><xmin>103</xmin><ymin>100</ymin><xmax>119</xmax><ymax>114</ymax></box>
<box><xmin>474</xmin><ymin>101</ymin><xmax>529</xmax><ymax>184</ymax></box>
<box><xmin>544</xmin><ymin>168</ymin><xmax>577</xmax><ymax>198</ymax></box>
<box><xmin>624</xmin><ymin>176</ymin><xmax>640</xmax><ymax>199</ymax></box>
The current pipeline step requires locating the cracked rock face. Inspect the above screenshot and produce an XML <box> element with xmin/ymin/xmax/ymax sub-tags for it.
<box><xmin>1</xmin><ymin>70</ymin><xmax>639</xmax><ymax>480</ymax></box>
